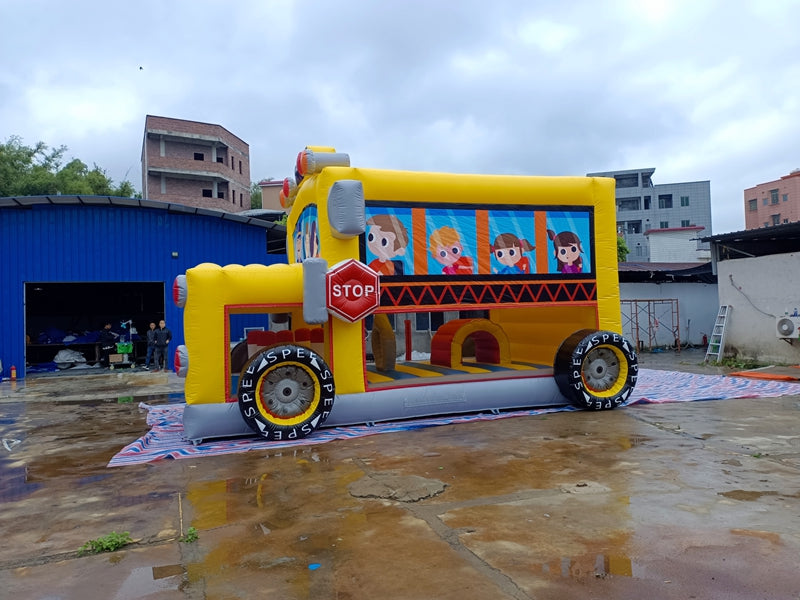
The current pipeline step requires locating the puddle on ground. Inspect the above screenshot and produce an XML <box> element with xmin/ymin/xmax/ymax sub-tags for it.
<box><xmin>152</xmin><ymin>563</ymin><xmax>185</xmax><ymax>579</ymax></box>
<box><xmin>112</xmin><ymin>565</ymin><xmax>182</xmax><ymax>599</ymax></box>
<box><xmin>535</xmin><ymin>552</ymin><xmax>638</xmax><ymax>581</ymax></box>
<box><xmin>0</xmin><ymin>462</ymin><xmax>42</xmax><ymax>502</ymax></box>
<box><xmin>719</xmin><ymin>490</ymin><xmax>778</xmax><ymax>501</ymax></box>
<box><xmin>730</xmin><ymin>528</ymin><xmax>782</xmax><ymax>544</ymax></box>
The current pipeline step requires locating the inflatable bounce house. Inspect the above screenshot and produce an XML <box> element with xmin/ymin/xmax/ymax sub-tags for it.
<box><xmin>174</xmin><ymin>147</ymin><xmax>638</xmax><ymax>443</ymax></box>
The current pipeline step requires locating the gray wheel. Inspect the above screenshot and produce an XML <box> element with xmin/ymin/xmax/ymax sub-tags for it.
<box><xmin>238</xmin><ymin>344</ymin><xmax>335</xmax><ymax>440</ymax></box>
<box><xmin>554</xmin><ymin>329</ymin><xmax>638</xmax><ymax>410</ymax></box>
<box><xmin>261</xmin><ymin>364</ymin><xmax>316</xmax><ymax>418</ymax></box>
<box><xmin>581</xmin><ymin>346</ymin><xmax>622</xmax><ymax>393</ymax></box>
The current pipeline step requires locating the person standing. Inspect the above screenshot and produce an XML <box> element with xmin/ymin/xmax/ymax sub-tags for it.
<box><xmin>152</xmin><ymin>319</ymin><xmax>172</xmax><ymax>372</ymax></box>
<box><xmin>143</xmin><ymin>322</ymin><xmax>157</xmax><ymax>370</ymax></box>
<box><xmin>97</xmin><ymin>322</ymin><xmax>118</xmax><ymax>368</ymax></box>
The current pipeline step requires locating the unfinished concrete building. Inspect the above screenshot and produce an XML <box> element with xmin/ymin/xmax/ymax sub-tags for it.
<box><xmin>141</xmin><ymin>115</ymin><xmax>251</xmax><ymax>212</ymax></box>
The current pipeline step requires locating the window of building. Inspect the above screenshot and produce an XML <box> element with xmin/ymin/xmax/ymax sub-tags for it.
<box><xmin>216</xmin><ymin>157</ymin><xmax>224</xmax><ymax>163</ymax></box>
<box><xmin>680</xmin><ymin>196</ymin><xmax>689</xmax><ymax>206</ymax></box>
<box><xmin>681</xmin><ymin>219</ymin><xmax>691</xmax><ymax>227</ymax></box>
<box><xmin>232</xmin><ymin>190</ymin><xmax>236</xmax><ymax>203</ymax></box>
<box><xmin>459</xmin><ymin>310</ymin><xmax>489</xmax><ymax>319</ymax></box>
<box><xmin>641</xmin><ymin>173</ymin><xmax>652</xmax><ymax>187</ymax></box>
<box><xmin>770</xmin><ymin>189</ymin><xmax>779</xmax><ymax>204</ymax></box>
<box><xmin>366</xmin><ymin>313</ymin><xmax>397</xmax><ymax>332</ymax></box>
<box><xmin>414</xmin><ymin>311</ymin><xmax>452</xmax><ymax>331</ymax></box>
<box><xmin>643</xmin><ymin>195</ymin><xmax>651</xmax><ymax>210</ymax></box>
<box><xmin>614</xmin><ymin>174</ymin><xmax>639</xmax><ymax>188</ymax></box>
<box><xmin>764</xmin><ymin>221</ymin><xmax>769</xmax><ymax>227</ymax></box>
<box><xmin>763</xmin><ymin>198</ymin><xmax>768</xmax><ymax>206</ymax></box>
<box><xmin>231</xmin><ymin>157</ymin><xmax>234</xmax><ymax>169</ymax></box>
<box><xmin>239</xmin><ymin>160</ymin><xmax>243</xmax><ymax>174</ymax></box>
<box><xmin>783</xmin><ymin>194</ymin><xmax>789</xmax><ymax>202</ymax></box>
<box><xmin>635</xmin><ymin>245</ymin><xmax>643</xmax><ymax>256</ymax></box>
<box><xmin>748</xmin><ymin>199</ymin><xmax>757</xmax><ymax>211</ymax></box>
<box><xmin>772</xmin><ymin>214</ymin><xmax>781</xmax><ymax>226</ymax></box>
<box><xmin>626</xmin><ymin>220</ymin><xmax>642</xmax><ymax>234</ymax></box>
<box><xmin>194</xmin><ymin>152</ymin><xmax>204</xmax><ymax>161</ymax></box>
<box><xmin>659</xmin><ymin>221</ymin><xmax>669</xmax><ymax>228</ymax></box>
<box><xmin>617</xmin><ymin>196</ymin><xmax>640</xmax><ymax>211</ymax></box>
<box><xmin>202</xmin><ymin>189</ymin><xmax>212</xmax><ymax>198</ymax></box>
<box><xmin>784</xmin><ymin>218</ymin><xmax>789</xmax><ymax>223</ymax></box>
<box><xmin>217</xmin><ymin>192</ymin><xmax>225</xmax><ymax>199</ymax></box>
<box><xmin>658</xmin><ymin>194</ymin><xmax>673</xmax><ymax>209</ymax></box>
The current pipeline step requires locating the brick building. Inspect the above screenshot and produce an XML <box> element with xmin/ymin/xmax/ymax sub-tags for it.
<box><xmin>141</xmin><ymin>115</ymin><xmax>251</xmax><ymax>212</ymax></box>
<box><xmin>744</xmin><ymin>169</ymin><xmax>800</xmax><ymax>229</ymax></box>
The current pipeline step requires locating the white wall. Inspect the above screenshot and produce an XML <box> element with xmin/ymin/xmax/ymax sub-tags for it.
<box><xmin>648</xmin><ymin>230</ymin><xmax>711</xmax><ymax>262</ymax></box>
<box><xmin>717</xmin><ymin>252</ymin><xmax>800</xmax><ymax>364</ymax></box>
<box><xmin>619</xmin><ymin>282</ymin><xmax>719</xmax><ymax>347</ymax></box>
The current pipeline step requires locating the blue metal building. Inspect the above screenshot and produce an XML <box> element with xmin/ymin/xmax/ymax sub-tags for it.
<box><xmin>0</xmin><ymin>196</ymin><xmax>286</xmax><ymax>379</ymax></box>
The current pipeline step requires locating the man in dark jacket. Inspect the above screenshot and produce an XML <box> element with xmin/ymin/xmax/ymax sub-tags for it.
<box><xmin>98</xmin><ymin>322</ymin><xmax>118</xmax><ymax>368</ymax></box>
<box><xmin>143</xmin><ymin>322</ymin><xmax>157</xmax><ymax>370</ymax></box>
<box><xmin>153</xmin><ymin>319</ymin><xmax>172</xmax><ymax>371</ymax></box>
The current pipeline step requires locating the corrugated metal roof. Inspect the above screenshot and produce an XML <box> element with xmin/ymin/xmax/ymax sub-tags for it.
<box><xmin>0</xmin><ymin>195</ymin><xmax>280</xmax><ymax>230</ymax></box>
<box><xmin>701</xmin><ymin>221</ymin><xmax>800</xmax><ymax>259</ymax></box>
<box><xmin>619</xmin><ymin>262</ymin><xmax>707</xmax><ymax>272</ymax></box>
<box><xmin>618</xmin><ymin>261</ymin><xmax>715</xmax><ymax>284</ymax></box>
<box><xmin>701</xmin><ymin>221</ymin><xmax>800</xmax><ymax>243</ymax></box>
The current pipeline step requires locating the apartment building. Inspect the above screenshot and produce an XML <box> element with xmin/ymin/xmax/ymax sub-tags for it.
<box><xmin>141</xmin><ymin>116</ymin><xmax>251</xmax><ymax>212</ymax></box>
<box><xmin>744</xmin><ymin>169</ymin><xmax>800</xmax><ymax>229</ymax></box>
<box><xmin>586</xmin><ymin>168</ymin><xmax>712</xmax><ymax>262</ymax></box>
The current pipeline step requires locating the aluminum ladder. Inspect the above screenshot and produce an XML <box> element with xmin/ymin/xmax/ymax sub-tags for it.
<box><xmin>704</xmin><ymin>305</ymin><xmax>731</xmax><ymax>363</ymax></box>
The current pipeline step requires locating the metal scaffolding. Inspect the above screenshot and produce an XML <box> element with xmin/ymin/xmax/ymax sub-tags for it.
<box><xmin>621</xmin><ymin>299</ymin><xmax>681</xmax><ymax>352</ymax></box>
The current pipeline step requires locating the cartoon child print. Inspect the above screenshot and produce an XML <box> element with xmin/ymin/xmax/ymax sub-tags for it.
<box><xmin>429</xmin><ymin>226</ymin><xmax>473</xmax><ymax>275</ymax></box>
<box><xmin>293</xmin><ymin>228</ymin><xmax>304</xmax><ymax>263</ymax></box>
<box><xmin>547</xmin><ymin>229</ymin><xmax>583</xmax><ymax>273</ymax></box>
<box><xmin>490</xmin><ymin>233</ymin><xmax>534</xmax><ymax>275</ymax></box>
<box><xmin>293</xmin><ymin>206</ymin><xmax>320</xmax><ymax>263</ymax></box>
<box><xmin>366</xmin><ymin>214</ymin><xmax>408</xmax><ymax>276</ymax></box>
<box><xmin>303</xmin><ymin>219</ymin><xmax>319</xmax><ymax>259</ymax></box>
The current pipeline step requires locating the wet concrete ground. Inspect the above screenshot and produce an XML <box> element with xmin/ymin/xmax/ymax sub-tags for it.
<box><xmin>1</xmin><ymin>349</ymin><xmax>799</xmax><ymax>599</ymax></box>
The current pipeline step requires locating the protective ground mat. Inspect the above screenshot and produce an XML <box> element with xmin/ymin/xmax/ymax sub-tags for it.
<box><xmin>729</xmin><ymin>365</ymin><xmax>800</xmax><ymax>381</ymax></box>
<box><xmin>107</xmin><ymin>369</ymin><xmax>800</xmax><ymax>466</ymax></box>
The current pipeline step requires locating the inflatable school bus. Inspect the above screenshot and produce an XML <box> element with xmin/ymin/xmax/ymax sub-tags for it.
<box><xmin>174</xmin><ymin>147</ymin><xmax>638</xmax><ymax>444</ymax></box>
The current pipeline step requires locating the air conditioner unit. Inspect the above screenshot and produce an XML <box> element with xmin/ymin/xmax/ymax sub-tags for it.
<box><xmin>775</xmin><ymin>316</ymin><xmax>800</xmax><ymax>338</ymax></box>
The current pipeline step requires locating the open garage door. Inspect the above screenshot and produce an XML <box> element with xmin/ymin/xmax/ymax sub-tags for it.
<box><xmin>25</xmin><ymin>282</ymin><xmax>164</xmax><ymax>369</ymax></box>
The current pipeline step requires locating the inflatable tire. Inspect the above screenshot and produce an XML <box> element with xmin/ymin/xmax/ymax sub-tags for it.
<box><xmin>238</xmin><ymin>344</ymin><xmax>335</xmax><ymax>440</ymax></box>
<box><xmin>554</xmin><ymin>329</ymin><xmax>638</xmax><ymax>410</ymax></box>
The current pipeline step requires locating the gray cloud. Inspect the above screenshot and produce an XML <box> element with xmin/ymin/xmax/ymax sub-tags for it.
<box><xmin>2</xmin><ymin>0</ymin><xmax>798</xmax><ymax>234</ymax></box>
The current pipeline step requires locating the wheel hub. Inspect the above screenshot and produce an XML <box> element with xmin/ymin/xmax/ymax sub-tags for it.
<box><xmin>261</xmin><ymin>365</ymin><xmax>314</xmax><ymax>417</ymax></box>
<box><xmin>581</xmin><ymin>347</ymin><xmax>621</xmax><ymax>392</ymax></box>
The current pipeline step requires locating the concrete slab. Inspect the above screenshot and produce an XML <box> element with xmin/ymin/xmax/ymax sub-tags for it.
<box><xmin>1</xmin><ymin>350</ymin><xmax>799</xmax><ymax>599</ymax></box>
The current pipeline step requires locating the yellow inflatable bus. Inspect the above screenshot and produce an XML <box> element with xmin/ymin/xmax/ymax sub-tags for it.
<box><xmin>174</xmin><ymin>147</ymin><xmax>638</xmax><ymax>443</ymax></box>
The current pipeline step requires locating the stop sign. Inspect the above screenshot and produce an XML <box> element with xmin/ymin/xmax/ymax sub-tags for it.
<box><xmin>326</xmin><ymin>259</ymin><xmax>381</xmax><ymax>322</ymax></box>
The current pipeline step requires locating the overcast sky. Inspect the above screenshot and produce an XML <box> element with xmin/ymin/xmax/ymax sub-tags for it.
<box><xmin>2</xmin><ymin>0</ymin><xmax>798</xmax><ymax>234</ymax></box>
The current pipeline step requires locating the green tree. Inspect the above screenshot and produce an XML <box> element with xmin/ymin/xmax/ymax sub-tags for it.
<box><xmin>617</xmin><ymin>234</ymin><xmax>630</xmax><ymax>262</ymax></box>
<box><xmin>250</xmin><ymin>181</ymin><xmax>263</xmax><ymax>209</ymax></box>
<box><xmin>0</xmin><ymin>136</ymin><xmax>138</xmax><ymax>197</ymax></box>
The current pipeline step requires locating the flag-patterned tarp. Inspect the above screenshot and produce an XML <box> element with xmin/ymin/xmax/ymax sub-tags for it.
<box><xmin>108</xmin><ymin>369</ymin><xmax>799</xmax><ymax>467</ymax></box>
